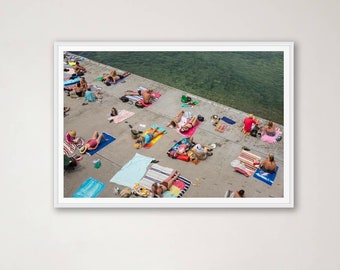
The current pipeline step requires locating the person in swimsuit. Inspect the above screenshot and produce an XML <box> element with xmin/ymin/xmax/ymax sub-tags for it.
<box><xmin>74</xmin><ymin>61</ymin><xmax>87</xmax><ymax>76</ymax></box>
<box><xmin>167</xmin><ymin>110</ymin><xmax>184</xmax><ymax>128</ymax></box>
<box><xmin>79</xmin><ymin>131</ymin><xmax>107</xmax><ymax>154</ymax></box>
<box><xmin>102</xmin><ymin>70</ymin><xmax>130</xmax><ymax>84</ymax></box>
<box><xmin>262</xmin><ymin>121</ymin><xmax>277</xmax><ymax>137</ymax></box>
<box><xmin>180</xmin><ymin>116</ymin><xmax>198</xmax><ymax>132</ymax></box>
<box><xmin>134</xmin><ymin>127</ymin><xmax>164</xmax><ymax>149</ymax></box>
<box><xmin>260</xmin><ymin>154</ymin><xmax>277</xmax><ymax>173</ymax></box>
<box><xmin>151</xmin><ymin>170</ymin><xmax>181</xmax><ymax>198</ymax></box>
<box><xmin>242</xmin><ymin>114</ymin><xmax>257</xmax><ymax>134</ymax></box>
<box><xmin>124</xmin><ymin>89</ymin><xmax>155</xmax><ymax>104</ymax></box>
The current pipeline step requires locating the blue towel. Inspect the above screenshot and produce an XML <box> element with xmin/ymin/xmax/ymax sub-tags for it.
<box><xmin>86</xmin><ymin>132</ymin><xmax>116</xmax><ymax>156</ymax></box>
<box><xmin>72</xmin><ymin>177</ymin><xmax>105</xmax><ymax>198</ymax></box>
<box><xmin>64</xmin><ymin>76</ymin><xmax>80</xmax><ymax>86</ymax></box>
<box><xmin>221</xmin><ymin>116</ymin><xmax>236</xmax><ymax>125</ymax></box>
<box><xmin>110</xmin><ymin>153</ymin><xmax>154</xmax><ymax>188</ymax></box>
<box><xmin>253</xmin><ymin>166</ymin><xmax>279</xmax><ymax>185</ymax></box>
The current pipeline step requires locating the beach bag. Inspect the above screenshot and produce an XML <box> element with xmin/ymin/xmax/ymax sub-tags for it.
<box><xmin>120</xmin><ymin>96</ymin><xmax>129</xmax><ymax>102</ymax></box>
<box><xmin>135</xmin><ymin>101</ymin><xmax>145</xmax><ymax>108</ymax></box>
<box><xmin>197</xmin><ymin>114</ymin><xmax>204</xmax><ymax>122</ymax></box>
<box><xmin>84</xmin><ymin>91</ymin><xmax>96</xmax><ymax>102</ymax></box>
<box><xmin>120</xmin><ymin>187</ymin><xmax>132</xmax><ymax>198</ymax></box>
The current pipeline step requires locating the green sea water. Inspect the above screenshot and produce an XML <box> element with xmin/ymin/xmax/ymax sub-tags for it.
<box><xmin>73</xmin><ymin>51</ymin><xmax>284</xmax><ymax>124</ymax></box>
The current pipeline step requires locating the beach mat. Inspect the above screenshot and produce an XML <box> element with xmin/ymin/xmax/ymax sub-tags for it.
<box><xmin>221</xmin><ymin>116</ymin><xmax>236</xmax><ymax>125</ymax></box>
<box><xmin>86</xmin><ymin>132</ymin><xmax>116</xmax><ymax>156</ymax></box>
<box><xmin>63</xmin><ymin>138</ymin><xmax>85</xmax><ymax>157</ymax></box>
<box><xmin>143</xmin><ymin>124</ymin><xmax>167</xmax><ymax>149</ymax></box>
<box><xmin>108</xmin><ymin>109</ymin><xmax>135</xmax><ymax>123</ymax></box>
<box><xmin>125</xmin><ymin>86</ymin><xmax>161</xmax><ymax>107</ymax></box>
<box><xmin>235</xmin><ymin>150</ymin><xmax>261</xmax><ymax>177</ymax></box>
<box><xmin>139</xmin><ymin>164</ymin><xmax>191</xmax><ymax>198</ymax></box>
<box><xmin>167</xmin><ymin>137</ymin><xmax>195</xmax><ymax>162</ymax></box>
<box><xmin>253</xmin><ymin>166</ymin><xmax>279</xmax><ymax>185</ymax></box>
<box><xmin>177</xmin><ymin>116</ymin><xmax>200</xmax><ymax>137</ymax></box>
<box><xmin>72</xmin><ymin>177</ymin><xmax>105</xmax><ymax>198</ymax></box>
<box><xmin>110</xmin><ymin>153</ymin><xmax>154</xmax><ymax>188</ymax></box>
<box><xmin>215</xmin><ymin>122</ymin><xmax>227</xmax><ymax>133</ymax></box>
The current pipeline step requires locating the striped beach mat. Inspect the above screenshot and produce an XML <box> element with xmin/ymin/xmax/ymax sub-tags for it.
<box><xmin>237</xmin><ymin>150</ymin><xmax>261</xmax><ymax>176</ymax></box>
<box><xmin>139</xmin><ymin>164</ymin><xmax>191</xmax><ymax>198</ymax></box>
<box><xmin>63</xmin><ymin>138</ymin><xmax>84</xmax><ymax>157</ymax></box>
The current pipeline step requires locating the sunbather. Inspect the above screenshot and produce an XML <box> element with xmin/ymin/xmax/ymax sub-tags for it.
<box><xmin>134</xmin><ymin>127</ymin><xmax>164</xmax><ymax>149</ymax></box>
<box><xmin>102</xmin><ymin>70</ymin><xmax>130</xmax><ymax>84</ymax></box>
<box><xmin>74</xmin><ymin>61</ymin><xmax>87</xmax><ymax>76</ymax></box>
<box><xmin>79</xmin><ymin>131</ymin><xmax>107</xmax><ymax>154</ymax></box>
<box><xmin>180</xmin><ymin>116</ymin><xmax>198</xmax><ymax>132</ymax></box>
<box><xmin>191</xmin><ymin>143</ymin><xmax>213</xmax><ymax>160</ymax></box>
<box><xmin>69</xmin><ymin>82</ymin><xmax>85</xmax><ymax>97</ymax></box>
<box><xmin>151</xmin><ymin>170</ymin><xmax>181</xmax><ymax>198</ymax></box>
<box><xmin>84</xmin><ymin>88</ymin><xmax>103</xmax><ymax>102</ymax></box>
<box><xmin>80</xmin><ymin>77</ymin><xmax>91</xmax><ymax>91</ymax></box>
<box><xmin>260</xmin><ymin>154</ymin><xmax>277</xmax><ymax>173</ymax></box>
<box><xmin>167</xmin><ymin>110</ymin><xmax>184</xmax><ymax>128</ymax></box>
<box><xmin>125</xmin><ymin>88</ymin><xmax>155</xmax><ymax>104</ymax></box>
<box><xmin>242</xmin><ymin>114</ymin><xmax>257</xmax><ymax>134</ymax></box>
<box><xmin>261</xmin><ymin>121</ymin><xmax>277</xmax><ymax>137</ymax></box>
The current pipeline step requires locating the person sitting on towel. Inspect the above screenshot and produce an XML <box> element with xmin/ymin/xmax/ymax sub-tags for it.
<box><xmin>260</xmin><ymin>154</ymin><xmax>277</xmax><ymax>173</ymax></box>
<box><xmin>79</xmin><ymin>131</ymin><xmax>107</xmax><ymax>154</ymax></box>
<box><xmin>261</xmin><ymin>121</ymin><xmax>277</xmax><ymax>137</ymax></box>
<box><xmin>242</xmin><ymin>114</ymin><xmax>258</xmax><ymax>134</ymax></box>
<box><xmin>134</xmin><ymin>127</ymin><xmax>164</xmax><ymax>149</ymax></box>
<box><xmin>124</xmin><ymin>89</ymin><xmax>155</xmax><ymax>104</ymax></box>
<box><xmin>151</xmin><ymin>170</ymin><xmax>180</xmax><ymax>198</ymax></box>
<box><xmin>66</xmin><ymin>130</ymin><xmax>80</xmax><ymax>145</ymax></box>
<box><xmin>167</xmin><ymin>110</ymin><xmax>184</xmax><ymax>128</ymax></box>
<box><xmin>179</xmin><ymin>116</ymin><xmax>198</xmax><ymax>132</ymax></box>
<box><xmin>74</xmin><ymin>61</ymin><xmax>87</xmax><ymax>76</ymax></box>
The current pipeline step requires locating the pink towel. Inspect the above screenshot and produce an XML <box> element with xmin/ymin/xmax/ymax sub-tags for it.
<box><xmin>177</xmin><ymin>118</ymin><xmax>200</xmax><ymax>137</ymax></box>
<box><xmin>261</xmin><ymin>128</ymin><xmax>281</xmax><ymax>144</ymax></box>
<box><xmin>108</xmin><ymin>109</ymin><xmax>135</xmax><ymax>123</ymax></box>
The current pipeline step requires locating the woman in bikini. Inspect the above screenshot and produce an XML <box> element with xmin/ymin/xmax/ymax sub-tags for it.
<box><xmin>102</xmin><ymin>70</ymin><xmax>130</xmax><ymax>84</ymax></box>
<box><xmin>167</xmin><ymin>110</ymin><xmax>184</xmax><ymax>128</ymax></box>
<box><xmin>151</xmin><ymin>170</ymin><xmax>181</xmax><ymax>198</ymax></box>
<box><xmin>180</xmin><ymin>116</ymin><xmax>198</xmax><ymax>132</ymax></box>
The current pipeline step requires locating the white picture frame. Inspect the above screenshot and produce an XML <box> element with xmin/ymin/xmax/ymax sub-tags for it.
<box><xmin>55</xmin><ymin>41</ymin><xmax>294</xmax><ymax>208</ymax></box>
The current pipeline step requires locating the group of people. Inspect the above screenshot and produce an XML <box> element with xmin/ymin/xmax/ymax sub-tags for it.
<box><xmin>242</xmin><ymin>114</ymin><xmax>282</xmax><ymax>143</ymax></box>
<box><xmin>64</xmin><ymin>59</ymin><xmax>284</xmax><ymax>199</ymax></box>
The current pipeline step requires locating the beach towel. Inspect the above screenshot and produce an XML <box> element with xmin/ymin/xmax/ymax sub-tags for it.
<box><xmin>177</xmin><ymin>116</ymin><xmax>200</xmax><ymax>137</ymax></box>
<box><xmin>108</xmin><ymin>109</ymin><xmax>135</xmax><ymax>123</ymax></box>
<box><xmin>110</xmin><ymin>153</ymin><xmax>154</xmax><ymax>188</ymax></box>
<box><xmin>64</xmin><ymin>76</ymin><xmax>80</xmax><ymax>86</ymax></box>
<box><xmin>86</xmin><ymin>132</ymin><xmax>116</xmax><ymax>156</ymax></box>
<box><xmin>63</xmin><ymin>138</ymin><xmax>85</xmax><ymax>157</ymax></box>
<box><xmin>125</xmin><ymin>86</ymin><xmax>161</xmax><ymax>107</ymax></box>
<box><xmin>235</xmin><ymin>150</ymin><xmax>261</xmax><ymax>177</ymax></box>
<box><xmin>253</xmin><ymin>166</ymin><xmax>279</xmax><ymax>185</ymax></box>
<box><xmin>215</xmin><ymin>122</ymin><xmax>227</xmax><ymax>133</ymax></box>
<box><xmin>142</xmin><ymin>124</ymin><xmax>167</xmax><ymax>149</ymax></box>
<box><xmin>167</xmin><ymin>137</ymin><xmax>195</xmax><ymax>162</ymax></box>
<box><xmin>261</xmin><ymin>128</ymin><xmax>282</xmax><ymax>144</ymax></box>
<box><xmin>139</xmin><ymin>164</ymin><xmax>192</xmax><ymax>198</ymax></box>
<box><xmin>221</xmin><ymin>116</ymin><xmax>236</xmax><ymax>125</ymax></box>
<box><xmin>72</xmin><ymin>177</ymin><xmax>105</xmax><ymax>198</ymax></box>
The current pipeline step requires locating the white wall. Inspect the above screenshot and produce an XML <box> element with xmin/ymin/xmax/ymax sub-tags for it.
<box><xmin>1</xmin><ymin>1</ymin><xmax>339</xmax><ymax>269</ymax></box>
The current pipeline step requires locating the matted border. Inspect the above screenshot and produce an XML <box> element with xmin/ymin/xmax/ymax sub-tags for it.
<box><xmin>54</xmin><ymin>41</ymin><xmax>294</xmax><ymax>208</ymax></box>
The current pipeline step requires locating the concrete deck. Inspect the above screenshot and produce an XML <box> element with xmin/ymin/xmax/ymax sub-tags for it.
<box><xmin>63</xmin><ymin>56</ymin><xmax>284</xmax><ymax>198</ymax></box>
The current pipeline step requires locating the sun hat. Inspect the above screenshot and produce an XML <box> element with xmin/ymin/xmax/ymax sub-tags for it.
<box><xmin>134</xmin><ymin>142</ymin><xmax>142</xmax><ymax>149</ymax></box>
<box><xmin>195</xmin><ymin>144</ymin><xmax>203</xmax><ymax>153</ymax></box>
<box><xmin>69</xmin><ymin>130</ymin><xmax>76</xmax><ymax>137</ymax></box>
<box><xmin>79</xmin><ymin>145</ymin><xmax>87</xmax><ymax>154</ymax></box>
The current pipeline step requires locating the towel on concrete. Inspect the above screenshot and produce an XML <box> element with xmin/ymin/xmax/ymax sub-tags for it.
<box><xmin>253</xmin><ymin>166</ymin><xmax>279</xmax><ymax>185</ymax></box>
<box><xmin>221</xmin><ymin>116</ymin><xmax>236</xmax><ymax>125</ymax></box>
<box><xmin>235</xmin><ymin>150</ymin><xmax>261</xmax><ymax>177</ymax></box>
<box><xmin>110</xmin><ymin>153</ymin><xmax>154</xmax><ymax>188</ymax></box>
<box><xmin>215</xmin><ymin>122</ymin><xmax>227</xmax><ymax>133</ymax></box>
<box><xmin>139</xmin><ymin>164</ymin><xmax>191</xmax><ymax>198</ymax></box>
<box><xmin>177</xmin><ymin>116</ymin><xmax>200</xmax><ymax>137</ymax></box>
<box><xmin>108</xmin><ymin>109</ymin><xmax>135</xmax><ymax>123</ymax></box>
<box><xmin>125</xmin><ymin>86</ymin><xmax>161</xmax><ymax>107</ymax></box>
<box><xmin>72</xmin><ymin>177</ymin><xmax>105</xmax><ymax>198</ymax></box>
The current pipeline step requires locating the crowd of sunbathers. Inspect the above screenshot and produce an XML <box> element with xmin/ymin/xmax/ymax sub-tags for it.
<box><xmin>64</xmin><ymin>53</ymin><xmax>282</xmax><ymax>198</ymax></box>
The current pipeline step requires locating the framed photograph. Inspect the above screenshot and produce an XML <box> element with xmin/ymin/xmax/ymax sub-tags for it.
<box><xmin>55</xmin><ymin>41</ymin><xmax>294</xmax><ymax>208</ymax></box>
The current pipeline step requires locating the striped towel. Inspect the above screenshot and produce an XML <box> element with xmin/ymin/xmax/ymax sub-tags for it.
<box><xmin>63</xmin><ymin>138</ymin><xmax>85</xmax><ymax>157</ymax></box>
<box><xmin>125</xmin><ymin>86</ymin><xmax>161</xmax><ymax>107</ymax></box>
<box><xmin>139</xmin><ymin>164</ymin><xmax>191</xmax><ymax>198</ymax></box>
<box><xmin>237</xmin><ymin>150</ymin><xmax>261</xmax><ymax>176</ymax></box>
